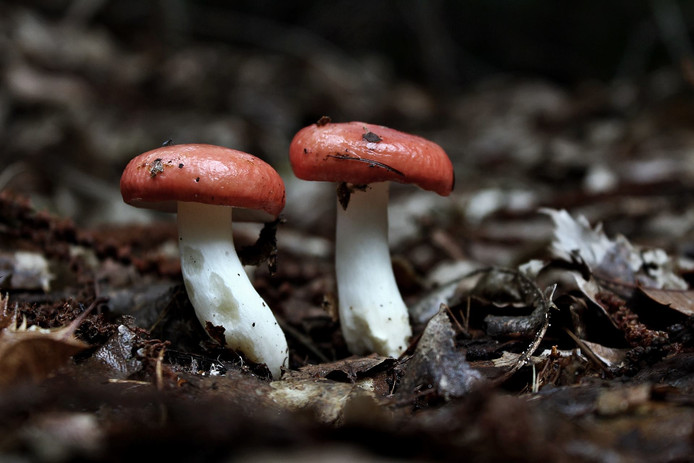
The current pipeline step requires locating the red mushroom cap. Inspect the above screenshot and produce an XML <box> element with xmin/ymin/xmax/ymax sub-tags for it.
<box><xmin>120</xmin><ymin>144</ymin><xmax>286</xmax><ymax>217</ymax></box>
<box><xmin>289</xmin><ymin>121</ymin><xmax>454</xmax><ymax>196</ymax></box>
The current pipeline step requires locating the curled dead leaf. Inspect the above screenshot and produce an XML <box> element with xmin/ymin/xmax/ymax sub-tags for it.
<box><xmin>544</xmin><ymin>209</ymin><xmax>688</xmax><ymax>292</ymax></box>
<box><xmin>0</xmin><ymin>326</ymin><xmax>88</xmax><ymax>386</ymax></box>
<box><xmin>400</xmin><ymin>307</ymin><xmax>483</xmax><ymax>401</ymax></box>
<box><xmin>0</xmin><ymin>296</ymin><xmax>90</xmax><ymax>386</ymax></box>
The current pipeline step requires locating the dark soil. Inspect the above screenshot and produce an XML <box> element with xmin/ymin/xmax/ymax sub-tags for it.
<box><xmin>1</xmin><ymin>2</ymin><xmax>693</xmax><ymax>462</ymax></box>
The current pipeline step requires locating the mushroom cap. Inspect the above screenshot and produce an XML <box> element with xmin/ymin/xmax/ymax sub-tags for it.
<box><xmin>120</xmin><ymin>144</ymin><xmax>286</xmax><ymax>217</ymax></box>
<box><xmin>289</xmin><ymin>121</ymin><xmax>454</xmax><ymax>196</ymax></box>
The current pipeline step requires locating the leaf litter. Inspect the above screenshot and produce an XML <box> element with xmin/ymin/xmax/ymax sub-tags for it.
<box><xmin>0</xmin><ymin>293</ymin><xmax>89</xmax><ymax>386</ymax></box>
<box><xmin>1</xmin><ymin>162</ymin><xmax>693</xmax><ymax>462</ymax></box>
<box><xmin>2</xmin><ymin>3</ymin><xmax>694</xmax><ymax>456</ymax></box>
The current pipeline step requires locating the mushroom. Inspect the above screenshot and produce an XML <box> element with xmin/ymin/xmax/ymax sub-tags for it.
<box><xmin>120</xmin><ymin>143</ymin><xmax>288</xmax><ymax>378</ymax></box>
<box><xmin>289</xmin><ymin>121</ymin><xmax>454</xmax><ymax>357</ymax></box>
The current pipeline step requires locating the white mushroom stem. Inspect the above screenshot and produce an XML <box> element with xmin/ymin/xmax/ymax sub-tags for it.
<box><xmin>335</xmin><ymin>181</ymin><xmax>412</xmax><ymax>357</ymax></box>
<box><xmin>177</xmin><ymin>201</ymin><xmax>288</xmax><ymax>378</ymax></box>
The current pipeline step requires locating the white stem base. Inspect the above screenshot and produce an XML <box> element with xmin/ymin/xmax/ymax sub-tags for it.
<box><xmin>177</xmin><ymin>201</ymin><xmax>288</xmax><ymax>378</ymax></box>
<box><xmin>335</xmin><ymin>182</ymin><xmax>412</xmax><ymax>357</ymax></box>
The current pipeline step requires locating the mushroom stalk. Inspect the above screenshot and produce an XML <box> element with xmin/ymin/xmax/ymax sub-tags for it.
<box><xmin>335</xmin><ymin>182</ymin><xmax>412</xmax><ymax>356</ymax></box>
<box><xmin>177</xmin><ymin>201</ymin><xmax>288</xmax><ymax>378</ymax></box>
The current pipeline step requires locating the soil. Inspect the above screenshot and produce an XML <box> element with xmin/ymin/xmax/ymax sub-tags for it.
<box><xmin>1</xmin><ymin>2</ymin><xmax>693</xmax><ymax>462</ymax></box>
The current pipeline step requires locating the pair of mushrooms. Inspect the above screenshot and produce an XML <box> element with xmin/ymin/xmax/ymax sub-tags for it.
<box><xmin>120</xmin><ymin>121</ymin><xmax>454</xmax><ymax>379</ymax></box>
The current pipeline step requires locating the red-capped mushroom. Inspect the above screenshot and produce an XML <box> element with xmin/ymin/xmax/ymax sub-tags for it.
<box><xmin>121</xmin><ymin>143</ymin><xmax>288</xmax><ymax>378</ymax></box>
<box><xmin>289</xmin><ymin>121</ymin><xmax>454</xmax><ymax>357</ymax></box>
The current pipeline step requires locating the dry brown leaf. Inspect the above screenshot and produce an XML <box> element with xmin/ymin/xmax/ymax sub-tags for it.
<box><xmin>639</xmin><ymin>287</ymin><xmax>694</xmax><ymax>316</ymax></box>
<box><xmin>400</xmin><ymin>308</ymin><xmax>483</xmax><ymax>400</ymax></box>
<box><xmin>288</xmin><ymin>355</ymin><xmax>395</xmax><ymax>383</ymax></box>
<box><xmin>0</xmin><ymin>302</ymin><xmax>88</xmax><ymax>386</ymax></box>
<box><xmin>580</xmin><ymin>339</ymin><xmax>628</xmax><ymax>368</ymax></box>
<box><xmin>0</xmin><ymin>329</ymin><xmax>87</xmax><ymax>386</ymax></box>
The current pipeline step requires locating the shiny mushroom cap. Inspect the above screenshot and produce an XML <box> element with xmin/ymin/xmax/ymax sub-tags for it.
<box><xmin>289</xmin><ymin>121</ymin><xmax>454</xmax><ymax>196</ymax></box>
<box><xmin>120</xmin><ymin>144</ymin><xmax>286</xmax><ymax>217</ymax></box>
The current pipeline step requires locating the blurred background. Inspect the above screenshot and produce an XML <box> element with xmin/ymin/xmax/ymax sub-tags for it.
<box><xmin>1</xmin><ymin>0</ymin><xmax>693</xmax><ymax>262</ymax></box>
<box><xmin>2</xmin><ymin>4</ymin><xmax>694</xmax><ymax>459</ymax></box>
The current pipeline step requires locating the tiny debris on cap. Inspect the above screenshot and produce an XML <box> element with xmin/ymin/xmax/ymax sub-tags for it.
<box><xmin>316</xmin><ymin>115</ymin><xmax>331</xmax><ymax>127</ymax></box>
<box><xmin>362</xmin><ymin>131</ymin><xmax>382</xmax><ymax>143</ymax></box>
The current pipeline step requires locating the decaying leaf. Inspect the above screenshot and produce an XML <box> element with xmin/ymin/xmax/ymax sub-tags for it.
<box><xmin>0</xmin><ymin>299</ymin><xmax>88</xmax><ymax>386</ymax></box>
<box><xmin>638</xmin><ymin>287</ymin><xmax>694</xmax><ymax>316</ymax></box>
<box><xmin>412</xmin><ymin>266</ymin><xmax>551</xmax><ymax>336</ymax></box>
<box><xmin>400</xmin><ymin>307</ymin><xmax>483</xmax><ymax>401</ymax></box>
<box><xmin>478</xmin><ymin>269</ymin><xmax>553</xmax><ymax>338</ymax></box>
<box><xmin>544</xmin><ymin>209</ymin><xmax>613</xmax><ymax>269</ymax></box>
<box><xmin>409</xmin><ymin>279</ymin><xmax>460</xmax><ymax>324</ymax></box>
<box><xmin>270</xmin><ymin>355</ymin><xmax>395</xmax><ymax>424</ymax></box>
<box><xmin>0</xmin><ymin>330</ymin><xmax>87</xmax><ymax>386</ymax></box>
<box><xmin>410</xmin><ymin>265</ymin><xmax>482</xmax><ymax>324</ymax></box>
<box><xmin>579</xmin><ymin>339</ymin><xmax>628</xmax><ymax>368</ymax></box>
<box><xmin>572</xmin><ymin>275</ymin><xmax>628</xmax><ymax>332</ymax></box>
<box><xmin>0</xmin><ymin>251</ymin><xmax>53</xmax><ymax>291</ymax></box>
<box><xmin>288</xmin><ymin>355</ymin><xmax>395</xmax><ymax>384</ymax></box>
<box><xmin>269</xmin><ymin>377</ymin><xmax>379</xmax><ymax>425</ymax></box>
<box><xmin>85</xmin><ymin>324</ymin><xmax>143</xmax><ymax>379</ymax></box>
<box><xmin>544</xmin><ymin>209</ymin><xmax>687</xmax><ymax>291</ymax></box>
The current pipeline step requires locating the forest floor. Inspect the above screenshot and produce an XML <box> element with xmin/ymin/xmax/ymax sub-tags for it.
<box><xmin>1</xmin><ymin>3</ymin><xmax>694</xmax><ymax>462</ymax></box>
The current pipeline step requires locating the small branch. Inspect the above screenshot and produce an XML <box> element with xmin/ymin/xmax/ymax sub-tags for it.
<box><xmin>564</xmin><ymin>328</ymin><xmax>613</xmax><ymax>378</ymax></box>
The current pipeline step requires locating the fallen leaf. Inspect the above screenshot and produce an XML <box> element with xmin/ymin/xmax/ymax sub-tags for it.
<box><xmin>400</xmin><ymin>307</ymin><xmax>483</xmax><ymax>401</ymax></box>
<box><xmin>0</xmin><ymin>251</ymin><xmax>53</xmax><ymax>291</ymax></box>
<box><xmin>0</xmin><ymin>325</ymin><xmax>88</xmax><ymax>386</ymax></box>
<box><xmin>544</xmin><ymin>209</ymin><xmax>687</xmax><ymax>291</ymax></box>
<box><xmin>269</xmin><ymin>377</ymin><xmax>378</xmax><ymax>425</ymax></box>
<box><xmin>544</xmin><ymin>209</ymin><xmax>614</xmax><ymax>270</ymax></box>
<box><xmin>579</xmin><ymin>339</ymin><xmax>628</xmax><ymax>368</ymax></box>
<box><xmin>85</xmin><ymin>324</ymin><xmax>143</xmax><ymax>379</ymax></box>
<box><xmin>0</xmin><ymin>297</ymin><xmax>89</xmax><ymax>386</ymax></box>
<box><xmin>410</xmin><ymin>266</ymin><xmax>482</xmax><ymax>324</ymax></box>
<box><xmin>639</xmin><ymin>287</ymin><xmax>694</xmax><ymax>316</ymax></box>
<box><xmin>289</xmin><ymin>355</ymin><xmax>395</xmax><ymax>383</ymax></box>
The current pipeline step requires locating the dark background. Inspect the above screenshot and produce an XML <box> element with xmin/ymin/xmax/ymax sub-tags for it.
<box><xmin>1</xmin><ymin>0</ymin><xmax>693</xmax><ymax>247</ymax></box>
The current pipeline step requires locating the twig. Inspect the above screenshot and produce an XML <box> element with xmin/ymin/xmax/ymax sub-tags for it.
<box><xmin>482</xmin><ymin>270</ymin><xmax>555</xmax><ymax>387</ymax></box>
<box><xmin>564</xmin><ymin>328</ymin><xmax>613</xmax><ymax>378</ymax></box>
<box><xmin>464</xmin><ymin>296</ymin><xmax>471</xmax><ymax>333</ymax></box>
<box><xmin>442</xmin><ymin>303</ymin><xmax>468</xmax><ymax>337</ymax></box>
<box><xmin>107</xmin><ymin>379</ymin><xmax>151</xmax><ymax>386</ymax></box>
<box><xmin>155</xmin><ymin>346</ymin><xmax>166</xmax><ymax>391</ymax></box>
